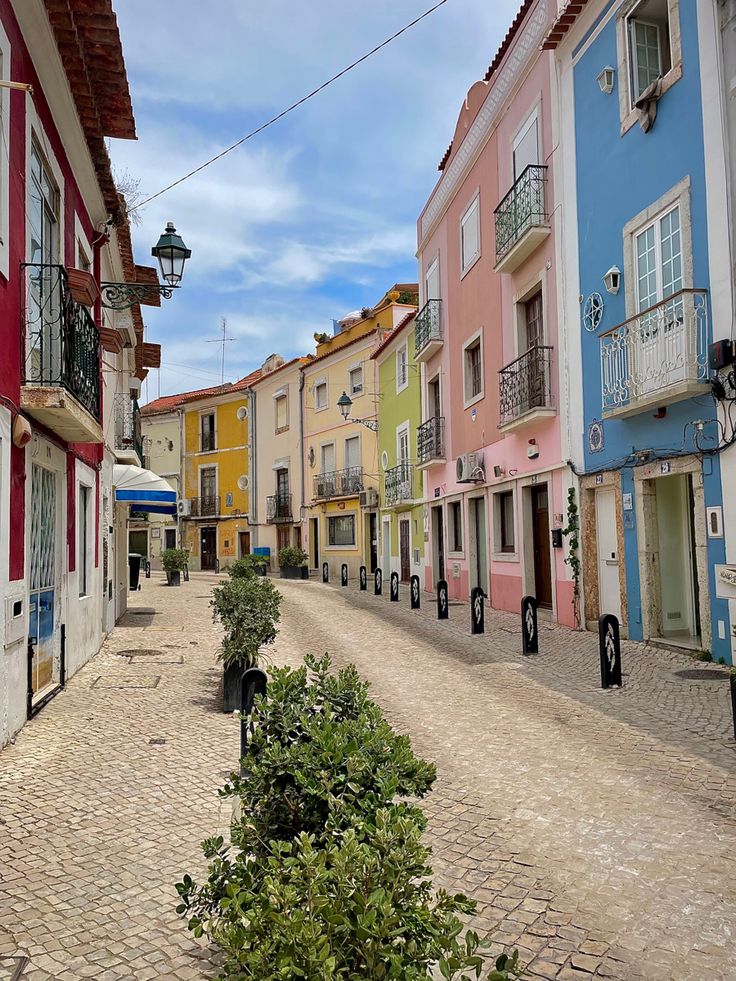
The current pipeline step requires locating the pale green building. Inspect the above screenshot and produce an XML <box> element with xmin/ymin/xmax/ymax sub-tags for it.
<box><xmin>371</xmin><ymin>313</ymin><xmax>425</xmax><ymax>583</ymax></box>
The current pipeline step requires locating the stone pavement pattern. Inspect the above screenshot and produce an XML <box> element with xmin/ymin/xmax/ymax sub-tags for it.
<box><xmin>0</xmin><ymin>573</ymin><xmax>735</xmax><ymax>980</ymax></box>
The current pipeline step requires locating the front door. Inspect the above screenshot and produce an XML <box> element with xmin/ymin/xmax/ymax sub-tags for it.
<box><xmin>200</xmin><ymin>467</ymin><xmax>217</xmax><ymax>515</ymax></box>
<box><xmin>382</xmin><ymin>519</ymin><xmax>391</xmax><ymax>578</ymax></box>
<box><xmin>129</xmin><ymin>530</ymin><xmax>148</xmax><ymax>557</ymax></box>
<box><xmin>595</xmin><ymin>487</ymin><xmax>621</xmax><ymax>621</ymax></box>
<box><xmin>28</xmin><ymin>464</ymin><xmax>59</xmax><ymax>702</ymax></box>
<box><xmin>369</xmin><ymin>512</ymin><xmax>378</xmax><ymax>572</ymax></box>
<box><xmin>277</xmin><ymin>526</ymin><xmax>290</xmax><ymax>557</ymax></box>
<box><xmin>654</xmin><ymin>474</ymin><xmax>699</xmax><ymax>640</ymax></box>
<box><xmin>432</xmin><ymin>505</ymin><xmax>445</xmax><ymax>584</ymax></box>
<box><xmin>238</xmin><ymin>531</ymin><xmax>251</xmax><ymax>557</ymax></box>
<box><xmin>201</xmin><ymin>527</ymin><xmax>217</xmax><ymax>570</ymax></box>
<box><xmin>469</xmin><ymin>496</ymin><xmax>488</xmax><ymax>596</ymax></box>
<box><xmin>165</xmin><ymin>528</ymin><xmax>177</xmax><ymax>550</ymax></box>
<box><xmin>310</xmin><ymin>517</ymin><xmax>319</xmax><ymax>569</ymax></box>
<box><xmin>399</xmin><ymin>519</ymin><xmax>411</xmax><ymax>582</ymax></box>
<box><xmin>531</xmin><ymin>484</ymin><xmax>553</xmax><ymax>609</ymax></box>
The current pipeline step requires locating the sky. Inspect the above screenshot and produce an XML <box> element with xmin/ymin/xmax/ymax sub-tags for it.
<box><xmin>108</xmin><ymin>0</ymin><xmax>521</xmax><ymax>402</ymax></box>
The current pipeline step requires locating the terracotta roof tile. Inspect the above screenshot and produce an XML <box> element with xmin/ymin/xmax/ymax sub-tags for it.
<box><xmin>141</xmin><ymin>369</ymin><xmax>263</xmax><ymax>415</ymax></box>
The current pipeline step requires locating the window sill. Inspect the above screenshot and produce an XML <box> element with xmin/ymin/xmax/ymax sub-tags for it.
<box><xmin>463</xmin><ymin>392</ymin><xmax>484</xmax><ymax>411</ymax></box>
<box><xmin>460</xmin><ymin>250</ymin><xmax>481</xmax><ymax>280</ymax></box>
<box><xmin>492</xmin><ymin>551</ymin><xmax>519</xmax><ymax>563</ymax></box>
<box><xmin>621</xmin><ymin>62</ymin><xmax>682</xmax><ymax>136</ymax></box>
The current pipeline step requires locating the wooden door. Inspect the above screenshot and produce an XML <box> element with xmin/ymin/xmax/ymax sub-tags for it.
<box><xmin>277</xmin><ymin>526</ymin><xmax>290</xmax><ymax>555</ymax></box>
<box><xmin>399</xmin><ymin>520</ymin><xmax>411</xmax><ymax>582</ymax></box>
<box><xmin>531</xmin><ymin>485</ymin><xmax>552</xmax><ymax>609</ymax></box>
<box><xmin>369</xmin><ymin>512</ymin><xmax>378</xmax><ymax>572</ymax></box>
<box><xmin>201</xmin><ymin>527</ymin><xmax>217</xmax><ymax>570</ymax></box>
<box><xmin>238</xmin><ymin>531</ymin><xmax>251</xmax><ymax>557</ymax></box>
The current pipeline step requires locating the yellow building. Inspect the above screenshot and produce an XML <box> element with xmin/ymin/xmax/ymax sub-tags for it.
<box><xmin>180</xmin><ymin>370</ymin><xmax>261</xmax><ymax>571</ymax></box>
<box><xmin>301</xmin><ymin>285</ymin><xmax>418</xmax><ymax>579</ymax></box>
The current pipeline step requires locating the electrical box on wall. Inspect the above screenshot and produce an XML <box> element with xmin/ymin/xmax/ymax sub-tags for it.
<box><xmin>4</xmin><ymin>595</ymin><xmax>25</xmax><ymax>648</ymax></box>
<box><xmin>551</xmin><ymin>528</ymin><xmax>563</xmax><ymax>548</ymax></box>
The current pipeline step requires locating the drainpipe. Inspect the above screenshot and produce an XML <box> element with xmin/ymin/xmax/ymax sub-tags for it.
<box><xmin>299</xmin><ymin>370</ymin><xmax>306</xmax><ymax>543</ymax></box>
<box><xmin>248</xmin><ymin>388</ymin><xmax>257</xmax><ymax>547</ymax></box>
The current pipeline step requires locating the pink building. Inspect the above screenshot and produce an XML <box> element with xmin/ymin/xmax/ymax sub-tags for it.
<box><xmin>415</xmin><ymin>0</ymin><xmax>577</xmax><ymax>628</ymax></box>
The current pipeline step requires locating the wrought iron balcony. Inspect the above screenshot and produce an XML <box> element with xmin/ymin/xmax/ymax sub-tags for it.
<box><xmin>384</xmin><ymin>462</ymin><xmax>415</xmax><ymax>507</ymax></box>
<box><xmin>417</xmin><ymin>416</ymin><xmax>445</xmax><ymax>466</ymax></box>
<box><xmin>114</xmin><ymin>394</ymin><xmax>144</xmax><ymax>460</ymax></box>
<box><xmin>21</xmin><ymin>263</ymin><xmax>101</xmax><ymax>441</ymax></box>
<box><xmin>414</xmin><ymin>299</ymin><xmax>443</xmax><ymax>362</ymax></box>
<box><xmin>600</xmin><ymin>289</ymin><xmax>708</xmax><ymax>418</ymax></box>
<box><xmin>494</xmin><ymin>165</ymin><xmax>550</xmax><ymax>273</ymax></box>
<box><xmin>498</xmin><ymin>345</ymin><xmax>555</xmax><ymax>429</ymax></box>
<box><xmin>266</xmin><ymin>493</ymin><xmax>293</xmax><ymax>523</ymax></box>
<box><xmin>313</xmin><ymin>467</ymin><xmax>364</xmax><ymax>500</ymax></box>
<box><xmin>189</xmin><ymin>495</ymin><xmax>221</xmax><ymax>517</ymax></box>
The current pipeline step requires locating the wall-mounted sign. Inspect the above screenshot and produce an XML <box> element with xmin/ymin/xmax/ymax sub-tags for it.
<box><xmin>588</xmin><ymin>420</ymin><xmax>604</xmax><ymax>454</ymax></box>
<box><xmin>151</xmin><ymin>527</ymin><xmax>161</xmax><ymax>539</ymax></box>
<box><xmin>434</xmin><ymin>487</ymin><xmax>441</xmax><ymax>498</ymax></box>
<box><xmin>715</xmin><ymin>565</ymin><xmax>736</xmax><ymax>599</ymax></box>
<box><xmin>622</xmin><ymin>493</ymin><xmax>633</xmax><ymax>511</ymax></box>
<box><xmin>660</xmin><ymin>461</ymin><xmax>671</xmax><ymax>475</ymax></box>
<box><xmin>707</xmin><ymin>506</ymin><xmax>724</xmax><ymax>538</ymax></box>
<box><xmin>595</xmin><ymin>474</ymin><xmax>604</xmax><ymax>485</ymax></box>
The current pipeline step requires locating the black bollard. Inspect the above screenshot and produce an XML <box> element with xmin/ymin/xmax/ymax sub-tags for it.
<box><xmin>322</xmin><ymin>562</ymin><xmax>329</xmax><ymax>583</ymax></box>
<box><xmin>144</xmin><ymin>560</ymin><xmax>151</xmax><ymax>579</ymax></box>
<box><xmin>183</xmin><ymin>564</ymin><xmax>190</xmax><ymax>582</ymax></box>
<box><xmin>240</xmin><ymin>666</ymin><xmax>267</xmax><ymax>763</ymax></box>
<box><xmin>390</xmin><ymin>572</ymin><xmax>399</xmax><ymax>602</ymax></box>
<box><xmin>437</xmin><ymin>579</ymin><xmax>449</xmax><ymax>620</ymax></box>
<box><xmin>359</xmin><ymin>565</ymin><xmax>367</xmax><ymax>590</ymax></box>
<box><xmin>470</xmin><ymin>586</ymin><xmax>485</xmax><ymax>634</ymax></box>
<box><xmin>598</xmin><ymin>614</ymin><xmax>622</xmax><ymax>688</ymax></box>
<box><xmin>374</xmin><ymin>568</ymin><xmax>383</xmax><ymax>595</ymax></box>
<box><xmin>341</xmin><ymin>563</ymin><xmax>348</xmax><ymax>587</ymax></box>
<box><xmin>410</xmin><ymin>575</ymin><xmax>421</xmax><ymax>610</ymax></box>
<box><xmin>730</xmin><ymin>671</ymin><xmax>736</xmax><ymax>742</ymax></box>
<box><xmin>521</xmin><ymin>595</ymin><xmax>538</xmax><ymax>655</ymax></box>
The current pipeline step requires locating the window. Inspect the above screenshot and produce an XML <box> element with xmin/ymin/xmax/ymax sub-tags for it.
<box><xmin>0</xmin><ymin>26</ymin><xmax>10</xmax><ymax>278</ymax></box>
<box><xmin>463</xmin><ymin>335</ymin><xmax>483</xmax><ymax>405</ymax></box>
<box><xmin>321</xmin><ymin>443</ymin><xmax>336</xmax><ymax>475</ymax></box>
<box><xmin>397</xmin><ymin>427</ymin><xmax>409</xmax><ymax>464</ymax></box>
<box><xmin>461</xmin><ymin>196</ymin><xmax>481</xmax><ymax>273</ymax></box>
<box><xmin>77</xmin><ymin>240</ymin><xmax>91</xmax><ymax>274</ymax></box>
<box><xmin>315</xmin><ymin>381</ymin><xmax>327</xmax><ymax>410</ymax></box>
<box><xmin>349</xmin><ymin>366</ymin><xmax>363</xmax><ymax>396</ymax></box>
<box><xmin>344</xmin><ymin>435</ymin><xmax>360</xmax><ymax>471</ymax></box>
<box><xmin>276</xmin><ymin>468</ymin><xmax>289</xmax><ymax>499</ymax></box>
<box><xmin>396</xmin><ymin>344</ymin><xmax>408</xmax><ymax>392</ymax></box>
<box><xmin>497</xmin><ymin>491</ymin><xmax>515</xmax><ymax>554</ymax></box>
<box><xmin>449</xmin><ymin>501</ymin><xmax>463</xmax><ymax>552</ymax></box>
<box><xmin>635</xmin><ymin>204</ymin><xmax>681</xmax><ymax>311</ymax></box>
<box><xmin>200</xmin><ymin>466</ymin><xmax>217</xmax><ymax>500</ymax></box>
<box><xmin>627</xmin><ymin>0</ymin><xmax>671</xmax><ymax>103</ymax></box>
<box><xmin>78</xmin><ymin>484</ymin><xmax>90</xmax><ymax>597</ymax></box>
<box><xmin>425</xmin><ymin>257</ymin><xmax>440</xmax><ymax>303</ymax></box>
<box><xmin>513</xmin><ymin>113</ymin><xmax>540</xmax><ymax>181</ymax></box>
<box><xmin>275</xmin><ymin>394</ymin><xmax>288</xmax><ymax>433</ymax></box>
<box><xmin>29</xmin><ymin>141</ymin><xmax>59</xmax><ymax>266</ymax></box>
<box><xmin>524</xmin><ymin>291</ymin><xmax>543</xmax><ymax>350</ymax></box>
<box><xmin>200</xmin><ymin>412</ymin><xmax>216</xmax><ymax>452</ymax></box>
<box><xmin>328</xmin><ymin>514</ymin><xmax>356</xmax><ymax>546</ymax></box>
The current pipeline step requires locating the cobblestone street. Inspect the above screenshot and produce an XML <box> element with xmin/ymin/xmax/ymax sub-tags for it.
<box><xmin>2</xmin><ymin>573</ymin><xmax>736</xmax><ymax>980</ymax></box>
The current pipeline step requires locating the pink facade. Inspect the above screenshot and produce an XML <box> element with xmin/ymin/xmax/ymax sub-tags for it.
<box><xmin>416</xmin><ymin>0</ymin><xmax>576</xmax><ymax>628</ymax></box>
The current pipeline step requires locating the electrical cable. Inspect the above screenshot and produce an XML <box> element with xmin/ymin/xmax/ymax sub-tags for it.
<box><xmin>128</xmin><ymin>0</ymin><xmax>451</xmax><ymax>214</ymax></box>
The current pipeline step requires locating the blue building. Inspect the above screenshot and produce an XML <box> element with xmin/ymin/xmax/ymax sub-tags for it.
<box><xmin>547</xmin><ymin>0</ymin><xmax>734</xmax><ymax>661</ymax></box>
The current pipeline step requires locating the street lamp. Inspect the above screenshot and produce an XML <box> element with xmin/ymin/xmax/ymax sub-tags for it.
<box><xmin>100</xmin><ymin>221</ymin><xmax>192</xmax><ymax>310</ymax></box>
<box><xmin>337</xmin><ymin>391</ymin><xmax>378</xmax><ymax>432</ymax></box>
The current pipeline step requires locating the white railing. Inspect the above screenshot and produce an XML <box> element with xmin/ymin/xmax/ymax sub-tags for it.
<box><xmin>600</xmin><ymin>289</ymin><xmax>708</xmax><ymax>414</ymax></box>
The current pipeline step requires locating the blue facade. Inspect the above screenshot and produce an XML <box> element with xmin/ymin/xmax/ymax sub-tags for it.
<box><xmin>572</xmin><ymin>0</ymin><xmax>730</xmax><ymax>659</ymax></box>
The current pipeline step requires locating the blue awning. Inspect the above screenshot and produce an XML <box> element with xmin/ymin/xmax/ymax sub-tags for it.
<box><xmin>113</xmin><ymin>464</ymin><xmax>177</xmax><ymax>516</ymax></box>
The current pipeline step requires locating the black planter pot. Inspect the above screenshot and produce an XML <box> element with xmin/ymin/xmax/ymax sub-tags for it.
<box><xmin>223</xmin><ymin>662</ymin><xmax>244</xmax><ymax>713</ymax></box>
<box><xmin>280</xmin><ymin>565</ymin><xmax>309</xmax><ymax>580</ymax></box>
<box><xmin>166</xmin><ymin>570</ymin><xmax>181</xmax><ymax>586</ymax></box>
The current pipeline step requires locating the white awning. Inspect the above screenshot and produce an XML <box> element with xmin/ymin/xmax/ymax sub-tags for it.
<box><xmin>113</xmin><ymin>464</ymin><xmax>177</xmax><ymax>516</ymax></box>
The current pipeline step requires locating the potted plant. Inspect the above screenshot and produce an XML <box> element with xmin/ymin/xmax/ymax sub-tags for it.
<box><xmin>225</xmin><ymin>554</ymin><xmax>269</xmax><ymax>579</ymax></box>
<box><xmin>211</xmin><ymin>577</ymin><xmax>282</xmax><ymax>711</ymax></box>
<box><xmin>161</xmin><ymin>547</ymin><xmax>188</xmax><ymax>586</ymax></box>
<box><xmin>278</xmin><ymin>545</ymin><xmax>309</xmax><ymax>580</ymax></box>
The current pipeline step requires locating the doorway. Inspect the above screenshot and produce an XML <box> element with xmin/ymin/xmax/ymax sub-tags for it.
<box><xmin>277</xmin><ymin>526</ymin><xmax>290</xmax><ymax>557</ymax></box>
<box><xmin>595</xmin><ymin>487</ymin><xmax>621</xmax><ymax>621</ymax></box>
<box><xmin>238</xmin><ymin>530</ymin><xmax>251</xmax><ymax>557</ymax></box>
<box><xmin>28</xmin><ymin>463</ymin><xmax>59</xmax><ymax>703</ymax></box>
<box><xmin>165</xmin><ymin>528</ymin><xmax>177</xmax><ymax>550</ymax></box>
<box><xmin>468</xmin><ymin>496</ymin><xmax>488</xmax><ymax>596</ymax></box>
<box><xmin>382</xmin><ymin>518</ymin><xmax>391</xmax><ymax>578</ymax></box>
<box><xmin>129</xmin><ymin>530</ymin><xmax>148</xmax><ymax>557</ymax></box>
<box><xmin>200</xmin><ymin>527</ymin><xmax>217</xmax><ymax>570</ymax></box>
<box><xmin>531</xmin><ymin>484</ymin><xmax>552</xmax><ymax>609</ymax></box>
<box><xmin>310</xmin><ymin>517</ymin><xmax>319</xmax><ymax>569</ymax></box>
<box><xmin>654</xmin><ymin>474</ymin><xmax>699</xmax><ymax>641</ymax></box>
<box><xmin>368</xmin><ymin>512</ymin><xmax>378</xmax><ymax>572</ymax></box>
<box><xmin>431</xmin><ymin>505</ymin><xmax>445</xmax><ymax>584</ymax></box>
<box><xmin>399</xmin><ymin>518</ymin><xmax>411</xmax><ymax>582</ymax></box>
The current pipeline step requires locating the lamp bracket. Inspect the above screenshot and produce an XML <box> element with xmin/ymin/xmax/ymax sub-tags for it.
<box><xmin>100</xmin><ymin>282</ymin><xmax>177</xmax><ymax>310</ymax></box>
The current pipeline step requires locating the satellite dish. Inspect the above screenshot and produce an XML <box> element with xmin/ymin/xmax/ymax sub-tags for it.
<box><xmin>237</xmin><ymin>475</ymin><xmax>249</xmax><ymax>491</ymax></box>
<box><xmin>236</xmin><ymin>405</ymin><xmax>248</xmax><ymax>421</ymax></box>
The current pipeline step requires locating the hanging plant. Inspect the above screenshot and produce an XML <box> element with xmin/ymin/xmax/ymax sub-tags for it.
<box><xmin>561</xmin><ymin>487</ymin><xmax>581</xmax><ymax>629</ymax></box>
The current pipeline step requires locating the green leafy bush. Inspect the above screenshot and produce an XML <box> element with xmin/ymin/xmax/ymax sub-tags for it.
<box><xmin>161</xmin><ymin>548</ymin><xmax>188</xmax><ymax>573</ymax></box>
<box><xmin>176</xmin><ymin>656</ymin><xmax>524</xmax><ymax>979</ymax></box>
<box><xmin>278</xmin><ymin>545</ymin><xmax>308</xmax><ymax>567</ymax></box>
<box><xmin>226</xmin><ymin>554</ymin><xmax>268</xmax><ymax>579</ymax></box>
<box><xmin>211</xmin><ymin>577</ymin><xmax>282</xmax><ymax>669</ymax></box>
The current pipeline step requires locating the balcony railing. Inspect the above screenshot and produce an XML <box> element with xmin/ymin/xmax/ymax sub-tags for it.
<box><xmin>414</xmin><ymin>299</ymin><xmax>443</xmax><ymax>360</ymax></box>
<box><xmin>114</xmin><ymin>394</ymin><xmax>143</xmax><ymax>459</ymax></box>
<box><xmin>499</xmin><ymin>345</ymin><xmax>554</xmax><ymax>427</ymax></box>
<box><xmin>417</xmin><ymin>416</ymin><xmax>445</xmax><ymax>465</ymax></box>
<box><xmin>21</xmin><ymin>263</ymin><xmax>100</xmax><ymax>420</ymax></box>
<box><xmin>494</xmin><ymin>165</ymin><xmax>549</xmax><ymax>270</ymax></box>
<box><xmin>313</xmin><ymin>467</ymin><xmax>364</xmax><ymax>500</ymax></box>
<box><xmin>266</xmin><ymin>493</ymin><xmax>293</xmax><ymax>523</ymax></box>
<box><xmin>384</xmin><ymin>462</ymin><xmax>414</xmax><ymax>507</ymax></box>
<box><xmin>600</xmin><ymin>289</ymin><xmax>708</xmax><ymax>417</ymax></box>
<box><xmin>190</xmin><ymin>495</ymin><xmax>221</xmax><ymax>517</ymax></box>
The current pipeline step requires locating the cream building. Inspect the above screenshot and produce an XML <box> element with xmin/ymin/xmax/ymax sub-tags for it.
<box><xmin>137</xmin><ymin>404</ymin><xmax>183</xmax><ymax>566</ymax></box>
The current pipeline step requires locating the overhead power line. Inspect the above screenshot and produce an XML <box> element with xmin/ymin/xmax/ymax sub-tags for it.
<box><xmin>129</xmin><ymin>0</ymin><xmax>450</xmax><ymax>214</ymax></box>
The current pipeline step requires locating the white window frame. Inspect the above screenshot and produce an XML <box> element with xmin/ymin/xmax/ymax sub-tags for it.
<box><xmin>396</xmin><ymin>342</ymin><xmax>409</xmax><ymax>393</ymax></box>
<box><xmin>274</xmin><ymin>390</ymin><xmax>289</xmax><ymax>434</ymax></box>
<box><xmin>460</xmin><ymin>192</ymin><xmax>481</xmax><ymax>277</ymax></box>
<box><xmin>512</xmin><ymin>108</ymin><xmax>540</xmax><ymax>181</ymax></box>
<box><xmin>348</xmin><ymin>363</ymin><xmax>364</xmax><ymax>398</ymax></box>
<box><xmin>26</xmin><ymin>103</ymin><xmax>65</xmax><ymax>267</ymax></box>
<box><xmin>462</xmin><ymin>329</ymin><xmax>484</xmax><ymax>409</ymax></box>
<box><xmin>396</xmin><ymin>422</ymin><xmax>410</xmax><ymax>464</ymax></box>
<box><xmin>344</xmin><ymin>433</ymin><xmax>361</xmax><ymax>471</ymax></box>
<box><xmin>492</xmin><ymin>487</ymin><xmax>518</xmax><ymax>561</ymax></box>
<box><xmin>0</xmin><ymin>22</ymin><xmax>11</xmax><ymax>279</ymax></box>
<box><xmin>326</xmin><ymin>511</ymin><xmax>357</xmax><ymax>548</ymax></box>
<box><xmin>320</xmin><ymin>440</ymin><xmax>336</xmax><ymax>475</ymax></box>
<box><xmin>74</xmin><ymin>213</ymin><xmax>93</xmax><ymax>273</ymax></box>
<box><xmin>314</xmin><ymin>378</ymin><xmax>328</xmax><ymax>411</ymax></box>
<box><xmin>616</xmin><ymin>0</ymin><xmax>682</xmax><ymax>134</ymax></box>
<box><xmin>424</xmin><ymin>254</ymin><xmax>440</xmax><ymax>304</ymax></box>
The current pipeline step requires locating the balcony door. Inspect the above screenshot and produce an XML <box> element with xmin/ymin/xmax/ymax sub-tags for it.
<box><xmin>29</xmin><ymin>463</ymin><xmax>60</xmax><ymax>704</ymax></box>
<box><xmin>425</xmin><ymin>257</ymin><xmax>440</xmax><ymax>302</ymax></box>
<box><xmin>200</xmin><ymin>467</ymin><xmax>217</xmax><ymax>515</ymax></box>
<box><xmin>523</xmin><ymin>290</ymin><xmax>545</xmax><ymax>412</ymax></box>
<box><xmin>513</xmin><ymin>114</ymin><xmax>539</xmax><ymax>180</ymax></box>
<box><xmin>27</xmin><ymin>142</ymin><xmax>61</xmax><ymax>386</ymax></box>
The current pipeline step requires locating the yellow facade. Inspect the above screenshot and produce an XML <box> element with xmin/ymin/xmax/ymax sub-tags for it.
<box><xmin>181</xmin><ymin>385</ymin><xmax>255</xmax><ymax>571</ymax></box>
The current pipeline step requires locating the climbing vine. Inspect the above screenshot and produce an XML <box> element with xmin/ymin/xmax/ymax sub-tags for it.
<box><xmin>561</xmin><ymin>486</ymin><xmax>581</xmax><ymax>629</ymax></box>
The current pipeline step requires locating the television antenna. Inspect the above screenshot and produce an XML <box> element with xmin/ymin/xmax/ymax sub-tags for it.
<box><xmin>206</xmin><ymin>317</ymin><xmax>236</xmax><ymax>384</ymax></box>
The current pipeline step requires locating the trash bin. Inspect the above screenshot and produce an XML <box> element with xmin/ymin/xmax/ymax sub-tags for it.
<box><xmin>128</xmin><ymin>553</ymin><xmax>143</xmax><ymax>591</ymax></box>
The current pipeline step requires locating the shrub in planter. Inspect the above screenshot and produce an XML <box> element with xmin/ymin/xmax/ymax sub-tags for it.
<box><xmin>226</xmin><ymin>555</ymin><xmax>268</xmax><ymax>580</ymax></box>
<box><xmin>278</xmin><ymin>545</ymin><xmax>309</xmax><ymax>579</ymax></box>
<box><xmin>161</xmin><ymin>548</ymin><xmax>188</xmax><ymax>586</ymax></box>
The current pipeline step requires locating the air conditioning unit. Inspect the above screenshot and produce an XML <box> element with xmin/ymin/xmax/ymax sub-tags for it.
<box><xmin>177</xmin><ymin>499</ymin><xmax>191</xmax><ymax>516</ymax></box>
<box><xmin>456</xmin><ymin>452</ymin><xmax>485</xmax><ymax>483</ymax></box>
<box><xmin>359</xmin><ymin>488</ymin><xmax>379</xmax><ymax>508</ymax></box>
